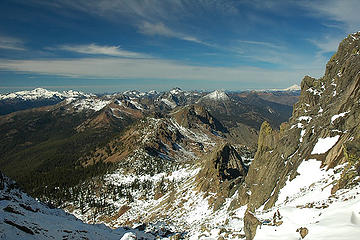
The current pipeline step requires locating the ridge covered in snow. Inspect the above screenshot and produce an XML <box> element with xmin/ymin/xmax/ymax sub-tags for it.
<box><xmin>256</xmin><ymin>84</ymin><xmax>301</xmax><ymax>92</ymax></box>
<box><xmin>0</xmin><ymin>88</ymin><xmax>91</xmax><ymax>101</ymax></box>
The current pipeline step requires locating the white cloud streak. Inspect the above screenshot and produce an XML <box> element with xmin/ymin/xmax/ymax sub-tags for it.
<box><xmin>0</xmin><ymin>57</ymin><xmax>322</xmax><ymax>87</ymax></box>
<box><xmin>0</xmin><ymin>35</ymin><xmax>25</xmax><ymax>51</ymax></box>
<box><xmin>138</xmin><ymin>22</ymin><xmax>210</xmax><ymax>46</ymax></box>
<box><xmin>42</xmin><ymin>0</ymin><xmax>239</xmax><ymax>21</ymax></box>
<box><xmin>58</xmin><ymin>43</ymin><xmax>148</xmax><ymax>58</ymax></box>
<box><xmin>138</xmin><ymin>22</ymin><xmax>180</xmax><ymax>37</ymax></box>
<box><xmin>298</xmin><ymin>0</ymin><xmax>360</xmax><ymax>61</ymax></box>
<box><xmin>237</xmin><ymin>40</ymin><xmax>283</xmax><ymax>50</ymax></box>
<box><xmin>308</xmin><ymin>36</ymin><xmax>343</xmax><ymax>54</ymax></box>
<box><xmin>30</xmin><ymin>0</ymin><xmax>229</xmax><ymax>47</ymax></box>
<box><xmin>303</xmin><ymin>0</ymin><xmax>360</xmax><ymax>33</ymax></box>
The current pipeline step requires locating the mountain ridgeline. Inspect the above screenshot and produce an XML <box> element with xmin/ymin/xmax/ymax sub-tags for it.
<box><xmin>0</xmin><ymin>87</ymin><xmax>295</xmax><ymax>198</ymax></box>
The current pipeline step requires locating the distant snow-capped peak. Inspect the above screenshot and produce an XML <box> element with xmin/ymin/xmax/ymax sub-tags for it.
<box><xmin>284</xmin><ymin>84</ymin><xmax>301</xmax><ymax>91</ymax></box>
<box><xmin>256</xmin><ymin>84</ymin><xmax>301</xmax><ymax>92</ymax></box>
<box><xmin>123</xmin><ymin>90</ymin><xmax>142</xmax><ymax>96</ymax></box>
<box><xmin>148</xmin><ymin>90</ymin><xmax>158</xmax><ymax>95</ymax></box>
<box><xmin>62</xmin><ymin>89</ymin><xmax>93</xmax><ymax>98</ymax></box>
<box><xmin>203</xmin><ymin>90</ymin><xmax>230</xmax><ymax>101</ymax></box>
<box><xmin>169</xmin><ymin>87</ymin><xmax>183</xmax><ymax>95</ymax></box>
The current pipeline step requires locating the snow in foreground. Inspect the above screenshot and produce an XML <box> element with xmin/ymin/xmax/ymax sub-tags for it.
<box><xmin>0</xmin><ymin>174</ymin><xmax>153</xmax><ymax>240</ymax></box>
<box><xmin>254</xmin><ymin>159</ymin><xmax>360</xmax><ymax>240</ymax></box>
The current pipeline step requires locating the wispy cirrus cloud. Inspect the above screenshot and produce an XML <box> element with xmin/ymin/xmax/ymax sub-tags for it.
<box><xmin>138</xmin><ymin>22</ymin><xmax>182</xmax><ymax>38</ymax></box>
<box><xmin>0</xmin><ymin>35</ymin><xmax>25</xmax><ymax>51</ymax></box>
<box><xmin>57</xmin><ymin>43</ymin><xmax>148</xmax><ymax>58</ymax></box>
<box><xmin>308</xmin><ymin>35</ymin><xmax>342</xmax><ymax>54</ymax></box>
<box><xmin>29</xmin><ymin>0</ymin><xmax>231</xmax><ymax>48</ymax></box>
<box><xmin>138</xmin><ymin>22</ymin><xmax>213</xmax><ymax>46</ymax></box>
<box><xmin>302</xmin><ymin>0</ymin><xmax>360</xmax><ymax>32</ymax></box>
<box><xmin>237</xmin><ymin>40</ymin><xmax>283</xmax><ymax>50</ymax></box>
<box><xmin>38</xmin><ymin>0</ymin><xmax>239</xmax><ymax>21</ymax></box>
<box><xmin>0</xmin><ymin>57</ymin><xmax>322</xmax><ymax>87</ymax></box>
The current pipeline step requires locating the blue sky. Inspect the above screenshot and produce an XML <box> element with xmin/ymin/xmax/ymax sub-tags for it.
<box><xmin>0</xmin><ymin>0</ymin><xmax>359</xmax><ymax>93</ymax></box>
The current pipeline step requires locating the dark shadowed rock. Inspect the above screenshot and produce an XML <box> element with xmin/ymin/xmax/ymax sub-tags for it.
<box><xmin>196</xmin><ymin>143</ymin><xmax>248</xmax><ymax>210</ymax></box>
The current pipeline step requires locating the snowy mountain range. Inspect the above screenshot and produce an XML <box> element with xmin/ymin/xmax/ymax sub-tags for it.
<box><xmin>256</xmin><ymin>84</ymin><xmax>301</xmax><ymax>92</ymax></box>
<box><xmin>0</xmin><ymin>88</ymin><xmax>91</xmax><ymax>101</ymax></box>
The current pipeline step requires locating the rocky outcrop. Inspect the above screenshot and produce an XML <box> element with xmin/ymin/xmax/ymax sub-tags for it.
<box><xmin>243</xmin><ymin>211</ymin><xmax>261</xmax><ymax>240</ymax></box>
<box><xmin>296</xmin><ymin>227</ymin><xmax>309</xmax><ymax>239</ymax></box>
<box><xmin>237</xmin><ymin>32</ymin><xmax>360</xmax><ymax>239</ymax></box>
<box><xmin>172</xmin><ymin>104</ymin><xmax>228</xmax><ymax>133</ymax></box>
<box><xmin>196</xmin><ymin>143</ymin><xmax>247</xmax><ymax>210</ymax></box>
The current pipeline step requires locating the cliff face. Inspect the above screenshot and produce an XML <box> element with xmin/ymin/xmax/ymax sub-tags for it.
<box><xmin>236</xmin><ymin>32</ymin><xmax>360</xmax><ymax>239</ymax></box>
<box><xmin>195</xmin><ymin>143</ymin><xmax>248</xmax><ymax>210</ymax></box>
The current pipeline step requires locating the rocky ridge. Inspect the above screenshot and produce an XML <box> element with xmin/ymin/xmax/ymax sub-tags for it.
<box><xmin>235</xmin><ymin>32</ymin><xmax>360</xmax><ymax>239</ymax></box>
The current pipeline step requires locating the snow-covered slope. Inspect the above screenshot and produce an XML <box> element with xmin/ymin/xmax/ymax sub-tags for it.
<box><xmin>70</xmin><ymin>98</ymin><xmax>111</xmax><ymax>112</ymax></box>
<box><xmin>253</xmin><ymin>160</ymin><xmax>360</xmax><ymax>240</ymax></box>
<box><xmin>0</xmin><ymin>172</ymin><xmax>155</xmax><ymax>240</ymax></box>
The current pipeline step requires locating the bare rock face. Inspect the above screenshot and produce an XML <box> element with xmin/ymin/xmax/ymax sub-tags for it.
<box><xmin>196</xmin><ymin>143</ymin><xmax>248</xmax><ymax>210</ymax></box>
<box><xmin>236</xmin><ymin>32</ymin><xmax>360</xmax><ymax>239</ymax></box>
<box><xmin>197</xmin><ymin>143</ymin><xmax>247</xmax><ymax>188</ymax></box>
<box><xmin>244</xmin><ymin>211</ymin><xmax>261</xmax><ymax>240</ymax></box>
<box><xmin>172</xmin><ymin>104</ymin><xmax>228</xmax><ymax>133</ymax></box>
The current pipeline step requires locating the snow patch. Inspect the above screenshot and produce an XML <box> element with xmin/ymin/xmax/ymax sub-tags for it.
<box><xmin>311</xmin><ymin>135</ymin><xmax>340</xmax><ymax>154</ymax></box>
<box><xmin>337</xmin><ymin>70</ymin><xmax>343</xmax><ymax>77</ymax></box>
<box><xmin>299</xmin><ymin>129</ymin><xmax>306</xmax><ymax>143</ymax></box>
<box><xmin>331</xmin><ymin>111</ymin><xmax>350</xmax><ymax>124</ymax></box>
<box><xmin>306</xmin><ymin>88</ymin><xmax>322</xmax><ymax>96</ymax></box>
<box><xmin>73</xmin><ymin>99</ymin><xmax>110</xmax><ymax>112</ymax></box>
<box><xmin>298</xmin><ymin>116</ymin><xmax>312</xmax><ymax>123</ymax></box>
<box><xmin>161</xmin><ymin>98</ymin><xmax>177</xmax><ymax>108</ymax></box>
<box><xmin>129</xmin><ymin>100</ymin><xmax>143</xmax><ymax>110</ymax></box>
